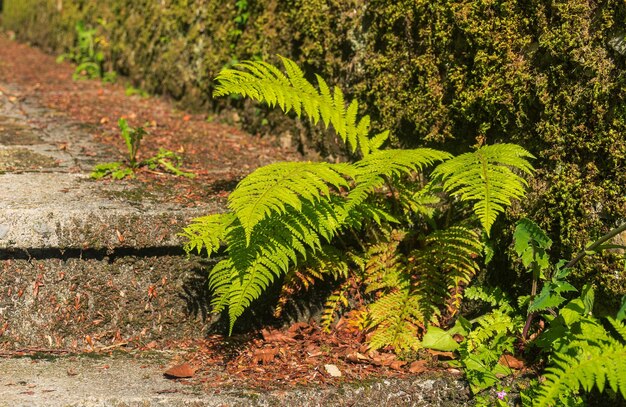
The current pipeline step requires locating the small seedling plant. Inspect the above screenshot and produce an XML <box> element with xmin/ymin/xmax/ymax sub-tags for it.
<box><xmin>57</xmin><ymin>21</ymin><xmax>116</xmax><ymax>82</ymax></box>
<box><xmin>91</xmin><ymin>118</ymin><xmax>195</xmax><ymax>180</ymax></box>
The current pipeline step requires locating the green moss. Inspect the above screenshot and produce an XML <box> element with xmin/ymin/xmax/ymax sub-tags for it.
<box><xmin>3</xmin><ymin>0</ymin><xmax>626</xmax><ymax>298</ymax></box>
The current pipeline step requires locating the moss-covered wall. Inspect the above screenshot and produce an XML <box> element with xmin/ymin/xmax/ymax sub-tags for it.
<box><xmin>3</xmin><ymin>0</ymin><xmax>626</xmax><ymax>299</ymax></box>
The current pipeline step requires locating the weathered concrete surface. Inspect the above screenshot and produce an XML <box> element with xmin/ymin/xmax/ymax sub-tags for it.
<box><xmin>0</xmin><ymin>353</ymin><xmax>471</xmax><ymax>406</ymax></box>
<box><xmin>0</xmin><ymin>84</ymin><xmax>221</xmax><ymax>349</ymax></box>
<box><xmin>0</xmin><ymin>86</ymin><xmax>221</xmax><ymax>251</ymax></box>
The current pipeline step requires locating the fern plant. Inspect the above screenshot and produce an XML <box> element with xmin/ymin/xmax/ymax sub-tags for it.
<box><xmin>182</xmin><ymin>57</ymin><xmax>534</xmax><ymax>348</ymax></box>
<box><xmin>430</xmin><ymin>219</ymin><xmax>626</xmax><ymax>404</ymax></box>
<box><xmin>526</xmin><ymin>293</ymin><xmax>626</xmax><ymax>406</ymax></box>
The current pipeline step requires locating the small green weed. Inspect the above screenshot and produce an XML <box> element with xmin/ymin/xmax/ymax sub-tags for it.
<box><xmin>91</xmin><ymin>118</ymin><xmax>195</xmax><ymax>180</ymax></box>
<box><xmin>57</xmin><ymin>21</ymin><xmax>116</xmax><ymax>82</ymax></box>
<box><xmin>125</xmin><ymin>85</ymin><xmax>149</xmax><ymax>98</ymax></box>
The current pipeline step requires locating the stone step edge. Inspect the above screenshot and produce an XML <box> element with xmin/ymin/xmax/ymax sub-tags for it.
<box><xmin>0</xmin><ymin>207</ymin><xmax>218</xmax><ymax>250</ymax></box>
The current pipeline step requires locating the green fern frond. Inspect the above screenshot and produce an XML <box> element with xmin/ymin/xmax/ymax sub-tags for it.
<box><xmin>466</xmin><ymin>310</ymin><xmax>519</xmax><ymax>352</ymax></box>
<box><xmin>180</xmin><ymin>213</ymin><xmax>235</xmax><ymax>257</ymax></box>
<box><xmin>608</xmin><ymin>317</ymin><xmax>626</xmax><ymax>343</ymax></box>
<box><xmin>363</xmin><ymin>230</ymin><xmax>406</xmax><ymax>293</ymax></box>
<box><xmin>228</xmin><ymin>161</ymin><xmax>352</xmax><ymax>244</ymax></box>
<box><xmin>464</xmin><ymin>285</ymin><xmax>515</xmax><ymax>314</ymax></box>
<box><xmin>367</xmin><ymin>286</ymin><xmax>427</xmax><ymax>351</ymax></box>
<box><xmin>432</xmin><ymin>144</ymin><xmax>534</xmax><ymax>235</ymax></box>
<box><xmin>411</xmin><ymin>226</ymin><xmax>483</xmax><ymax>315</ymax></box>
<box><xmin>213</xmin><ymin>198</ymin><xmax>353</xmax><ymax>333</ymax></box>
<box><xmin>347</xmin><ymin>148</ymin><xmax>451</xmax><ymax>212</ymax></box>
<box><xmin>321</xmin><ymin>280</ymin><xmax>351</xmax><ymax>332</ymax></box>
<box><xmin>534</xmin><ymin>341</ymin><xmax>626</xmax><ymax>406</ymax></box>
<box><xmin>214</xmin><ymin>56</ymin><xmax>382</xmax><ymax>156</ymax></box>
<box><xmin>275</xmin><ymin>245</ymin><xmax>350</xmax><ymax>318</ymax></box>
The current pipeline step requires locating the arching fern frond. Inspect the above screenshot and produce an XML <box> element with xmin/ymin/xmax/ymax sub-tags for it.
<box><xmin>534</xmin><ymin>341</ymin><xmax>626</xmax><ymax>406</ymax></box>
<box><xmin>347</xmin><ymin>148</ymin><xmax>451</xmax><ymax>211</ymax></box>
<box><xmin>180</xmin><ymin>213</ymin><xmax>235</xmax><ymax>257</ymax></box>
<box><xmin>214</xmin><ymin>56</ymin><xmax>384</xmax><ymax>156</ymax></box>
<box><xmin>228</xmin><ymin>161</ymin><xmax>352</xmax><ymax>244</ymax></box>
<box><xmin>432</xmin><ymin>144</ymin><xmax>534</xmax><ymax>235</ymax></box>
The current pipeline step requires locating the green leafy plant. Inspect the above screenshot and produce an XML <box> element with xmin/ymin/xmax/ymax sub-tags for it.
<box><xmin>430</xmin><ymin>219</ymin><xmax>626</xmax><ymax>404</ymax></box>
<box><xmin>182</xmin><ymin>57</ymin><xmax>534</xmax><ymax>348</ymax></box>
<box><xmin>57</xmin><ymin>21</ymin><xmax>115</xmax><ymax>82</ymax></box>
<box><xmin>125</xmin><ymin>85</ymin><xmax>149</xmax><ymax>98</ymax></box>
<box><xmin>91</xmin><ymin>118</ymin><xmax>195</xmax><ymax>180</ymax></box>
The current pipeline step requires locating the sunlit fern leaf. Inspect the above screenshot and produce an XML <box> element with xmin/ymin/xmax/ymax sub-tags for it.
<box><xmin>432</xmin><ymin>144</ymin><xmax>534</xmax><ymax>235</ymax></box>
<box><xmin>369</xmin><ymin>130</ymin><xmax>389</xmax><ymax>152</ymax></box>
<box><xmin>180</xmin><ymin>213</ymin><xmax>235</xmax><ymax>257</ymax></box>
<box><xmin>608</xmin><ymin>317</ymin><xmax>626</xmax><ymax>343</ymax></box>
<box><xmin>214</xmin><ymin>56</ymin><xmax>375</xmax><ymax>156</ymax></box>
<box><xmin>228</xmin><ymin>161</ymin><xmax>351</xmax><ymax>244</ymax></box>
<box><xmin>215</xmin><ymin>199</ymin><xmax>352</xmax><ymax>333</ymax></box>
<box><xmin>347</xmin><ymin>148</ymin><xmax>452</xmax><ymax>212</ymax></box>
<box><xmin>208</xmin><ymin>258</ymin><xmax>236</xmax><ymax>314</ymax></box>
<box><xmin>534</xmin><ymin>341</ymin><xmax>626</xmax><ymax>406</ymax></box>
<box><xmin>367</xmin><ymin>286</ymin><xmax>426</xmax><ymax>351</ymax></box>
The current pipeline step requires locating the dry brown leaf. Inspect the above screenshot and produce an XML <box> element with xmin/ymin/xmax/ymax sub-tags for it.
<box><xmin>409</xmin><ymin>360</ymin><xmax>428</xmax><ymax>374</ymax></box>
<box><xmin>164</xmin><ymin>362</ymin><xmax>196</xmax><ymax>378</ymax></box>
<box><xmin>252</xmin><ymin>347</ymin><xmax>279</xmax><ymax>364</ymax></box>
<box><xmin>390</xmin><ymin>360</ymin><xmax>407</xmax><ymax>371</ymax></box>
<box><xmin>261</xmin><ymin>329</ymin><xmax>296</xmax><ymax>343</ymax></box>
<box><xmin>427</xmin><ymin>350</ymin><xmax>456</xmax><ymax>360</ymax></box>
<box><xmin>345</xmin><ymin>352</ymin><xmax>370</xmax><ymax>364</ymax></box>
<box><xmin>499</xmin><ymin>354</ymin><xmax>525</xmax><ymax>370</ymax></box>
<box><xmin>287</xmin><ymin>322</ymin><xmax>310</xmax><ymax>334</ymax></box>
<box><xmin>372</xmin><ymin>352</ymin><xmax>397</xmax><ymax>366</ymax></box>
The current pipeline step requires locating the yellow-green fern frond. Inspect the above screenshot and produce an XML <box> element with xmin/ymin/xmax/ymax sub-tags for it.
<box><xmin>411</xmin><ymin>226</ymin><xmax>483</xmax><ymax>316</ymax></box>
<box><xmin>534</xmin><ymin>341</ymin><xmax>626</xmax><ymax>406</ymax></box>
<box><xmin>347</xmin><ymin>148</ymin><xmax>451</xmax><ymax>211</ymax></box>
<box><xmin>432</xmin><ymin>144</ymin><xmax>534</xmax><ymax>235</ymax></box>
<box><xmin>367</xmin><ymin>285</ymin><xmax>426</xmax><ymax>351</ymax></box>
<box><xmin>180</xmin><ymin>213</ymin><xmax>235</xmax><ymax>257</ymax></box>
<box><xmin>228</xmin><ymin>161</ymin><xmax>352</xmax><ymax>244</ymax></box>
<box><xmin>214</xmin><ymin>198</ymin><xmax>353</xmax><ymax>333</ymax></box>
<box><xmin>363</xmin><ymin>230</ymin><xmax>406</xmax><ymax>293</ymax></box>
<box><xmin>214</xmin><ymin>56</ymin><xmax>383</xmax><ymax>156</ymax></box>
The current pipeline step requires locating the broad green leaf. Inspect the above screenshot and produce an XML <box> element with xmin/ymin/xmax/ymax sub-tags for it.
<box><xmin>514</xmin><ymin>218</ymin><xmax>552</xmax><ymax>270</ymax></box>
<box><xmin>421</xmin><ymin>326</ymin><xmax>459</xmax><ymax>351</ymax></box>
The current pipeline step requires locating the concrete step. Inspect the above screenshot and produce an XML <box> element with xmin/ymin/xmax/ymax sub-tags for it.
<box><xmin>0</xmin><ymin>85</ymin><xmax>220</xmax><ymax>350</ymax></box>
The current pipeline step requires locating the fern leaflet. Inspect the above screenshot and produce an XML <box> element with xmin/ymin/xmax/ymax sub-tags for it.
<box><xmin>432</xmin><ymin>144</ymin><xmax>534</xmax><ymax>235</ymax></box>
<box><xmin>214</xmin><ymin>56</ymin><xmax>384</xmax><ymax>156</ymax></box>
